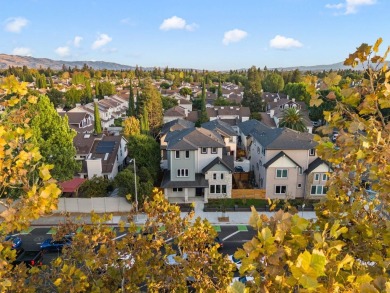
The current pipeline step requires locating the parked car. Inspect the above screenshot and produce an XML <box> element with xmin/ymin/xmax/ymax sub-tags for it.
<box><xmin>5</xmin><ymin>235</ymin><xmax>22</xmax><ymax>250</ymax></box>
<box><xmin>234</xmin><ymin>166</ymin><xmax>244</xmax><ymax>172</ymax></box>
<box><xmin>40</xmin><ymin>237</ymin><xmax>72</xmax><ymax>252</ymax></box>
<box><xmin>165</xmin><ymin>253</ymin><xmax>188</xmax><ymax>266</ymax></box>
<box><xmin>12</xmin><ymin>249</ymin><xmax>43</xmax><ymax>267</ymax></box>
<box><xmin>312</xmin><ymin>121</ymin><xmax>320</xmax><ymax>127</ymax></box>
<box><xmin>228</xmin><ymin>254</ymin><xmax>242</xmax><ymax>269</ymax></box>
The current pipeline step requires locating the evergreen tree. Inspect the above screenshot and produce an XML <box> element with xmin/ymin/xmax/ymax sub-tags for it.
<box><xmin>127</xmin><ymin>81</ymin><xmax>135</xmax><ymax>117</ymax></box>
<box><xmin>217</xmin><ymin>79</ymin><xmax>222</xmax><ymax>97</ymax></box>
<box><xmin>83</xmin><ymin>80</ymin><xmax>93</xmax><ymax>103</ymax></box>
<box><xmin>140</xmin><ymin>106</ymin><xmax>150</xmax><ymax>135</ymax></box>
<box><xmin>198</xmin><ymin>80</ymin><xmax>208</xmax><ymax>125</ymax></box>
<box><xmin>94</xmin><ymin>102</ymin><xmax>102</xmax><ymax>134</ymax></box>
<box><xmin>95</xmin><ymin>80</ymin><xmax>100</xmax><ymax>98</ymax></box>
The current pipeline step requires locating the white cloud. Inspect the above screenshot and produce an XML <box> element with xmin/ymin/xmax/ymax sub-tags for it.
<box><xmin>55</xmin><ymin>46</ymin><xmax>71</xmax><ymax>57</ymax></box>
<box><xmin>325</xmin><ymin>0</ymin><xmax>376</xmax><ymax>14</ymax></box>
<box><xmin>159</xmin><ymin>16</ymin><xmax>197</xmax><ymax>31</ymax></box>
<box><xmin>4</xmin><ymin>17</ymin><xmax>28</xmax><ymax>33</ymax></box>
<box><xmin>12</xmin><ymin>47</ymin><xmax>32</xmax><ymax>56</ymax></box>
<box><xmin>269</xmin><ymin>35</ymin><xmax>303</xmax><ymax>49</ymax></box>
<box><xmin>73</xmin><ymin>36</ymin><xmax>83</xmax><ymax>47</ymax></box>
<box><xmin>222</xmin><ymin>29</ymin><xmax>248</xmax><ymax>45</ymax></box>
<box><xmin>92</xmin><ymin>33</ymin><xmax>112</xmax><ymax>49</ymax></box>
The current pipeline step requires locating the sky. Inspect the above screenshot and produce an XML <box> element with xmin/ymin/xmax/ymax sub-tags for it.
<box><xmin>0</xmin><ymin>0</ymin><xmax>389</xmax><ymax>71</ymax></box>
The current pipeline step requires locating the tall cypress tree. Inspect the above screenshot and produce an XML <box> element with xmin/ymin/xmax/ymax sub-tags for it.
<box><xmin>127</xmin><ymin>81</ymin><xmax>135</xmax><ymax>117</ymax></box>
<box><xmin>94</xmin><ymin>102</ymin><xmax>102</xmax><ymax>134</ymax></box>
<box><xmin>135</xmin><ymin>89</ymin><xmax>140</xmax><ymax>117</ymax></box>
<box><xmin>218</xmin><ymin>79</ymin><xmax>222</xmax><ymax>98</ymax></box>
<box><xmin>140</xmin><ymin>106</ymin><xmax>149</xmax><ymax>135</ymax></box>
<box><xmin>198</xmin><ymin>80</ymin><xmax>208</xmax><ymax>124</ymax></box>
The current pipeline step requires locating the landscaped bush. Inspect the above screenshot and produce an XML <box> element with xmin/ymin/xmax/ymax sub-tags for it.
<box><xmin>204</xmin><ymin>198</ymin><xmax>320</xmax><ymax>210</ymax></box>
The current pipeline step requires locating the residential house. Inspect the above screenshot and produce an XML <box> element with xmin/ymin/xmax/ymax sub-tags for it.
<box><xmin>201</xmin><ymin>119</ymin><xmax>237</xmax><ymax>159</ymax></box>
<box><xmin>248</xmin><ymin>124</ymin><xmax>329</xmax><ymax>199</ymax></box>
<box><xmin>78</xmin><ymin>135</ymin><xmax>128</xmax><ymax>180</ymax></box>
<box><xmin>161</xmin><ymin>127</ymin><xmax>234</xmax><ymax>202</ymax></box>
<box><xmin>163</xmin><ymin>106</ymin><xmax>188</xmax><ymax>123</ymax></box>
<box><xmin>58</xmin><ymin>111</ymin><xmax>94</xmax><ymax>133</ymax></box>
<box><xmin>261</xmin><ymin>93</ymin><xmax>313</xmax><ymax>133</ymax></box>
<box><xmin>237</xmin><ymin>119</ymin><xmax>271</xmax><ymax>157</ymax></box>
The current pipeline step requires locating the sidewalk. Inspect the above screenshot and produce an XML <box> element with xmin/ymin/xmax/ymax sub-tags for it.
<box><xmin>30</xmin><ymin>201</ymin><xmax>317</xmax><ymax>227</ymax></box>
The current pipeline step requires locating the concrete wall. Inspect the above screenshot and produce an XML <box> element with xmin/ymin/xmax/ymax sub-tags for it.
<box><xmin>56</xmin><ymin>197</ymin><xmax>133</xmax><ymax>213</ymax></box>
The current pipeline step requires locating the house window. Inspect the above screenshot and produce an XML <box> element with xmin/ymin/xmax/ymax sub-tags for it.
<box><xmin>210</xmin><ymin>185</ymin><xmax>215</xmax><ymax>193</ymax></box>
<box><xmin>311</xmin><ymin>185</ymin><xmax>327</xmax><ymax>195</ymax></box>
<box><xmin>213</xmin><ymin>173</ymin><xmax>217</xmax><ymax>180</ymax></box>
<box><xmin>262</xmin><ymin>148</ymin><xmax>265</xmax><ymax>156</ymax></box>
<box><xmin>222</xmin><ymin>185</ymin><xmax>227</xmax><ymax>193</ymax></box>
<box><xmin>276</xmin><ymin>169</ymin><xmax>288</xmax><ymax>178</ymax></box>
<box><xmin>216</xmin><ymin>185</ymin><xmax>221</xmax><ymax>193</ymax></box>
<box><xmin>309</xmin><ymin>149</ymin><xmax>315</xmax><ymax>156</ymax></box>
<box><xmin>314</xmin><ymin>173</ymin><xmax>320</xmax><ymax>181</ymax></box>
<box><xmin>185</xmin><ymin>150</ymin><xmax>190</xmax><ymax>158</ymax></box>
<box><xmin>257</xmin><ymin>147</ymin><xmax>260</xmax><ymax>154</ymax></box>
<box><xmin>173</xmin><ymin>188</ymin><xmax>183</xmax><ymax>192</ymax></box>
<box><xmin>322</xmin><ymin>174</ymin><xmax>328</xmax><ymax>181</ymax></box>
<box><xmin>298</xmin><ymin>167</ymin><xmax>303</xmax><ymax>175</ymax></box>
<box><xmin>297</xmin><ymin>183</ymin><xmax>302</xmax><ymax>188</ymax></box>
<box><xmin>177</xmin><ymin>169</ymin><xmax>189</xmax><ymax>177</ymax></box>
<box><xmin>275</xmin><ymin>185</ymin><xmax>287</xmax><ymax>194</ymax></box>
<box><xmin>201</xmin><ymin>147</ymin><xmax>207</xmax><ymax>154</ymax></box>
<box><xmin>211</xmin><ymin>147</ymin><xmax>217</xmax><ymax>154</ymax></box>
<box><xmin>221</xmin><ymin>173</ymin><xmax>224</xmax><ymax>180</ymax></box>
<box><xmin>175</xmin><ymin>151</ymin><xmax>180</xmax><ymax>159</ymax></box>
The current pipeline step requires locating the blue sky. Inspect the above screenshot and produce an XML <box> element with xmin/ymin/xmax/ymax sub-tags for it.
<box><xmin>0</xmin><ymin>0</ymin><xmax>388</xmax><ymax>70</ymax></box>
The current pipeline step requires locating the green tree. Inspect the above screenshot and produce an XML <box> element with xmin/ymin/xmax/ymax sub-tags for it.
<box><xmin>82</xmin><ymin>80</ymin><xmax>93</xmax><ymax>104</ymax></box>
<box><xmin>46</xmin><ymin>88</ymin><xmax>64</xmax><ymax>108</ymax></box>
<box><xmin>127</xmin><ymin>134</ymin><xmax>160</xmax><ymax>179</ymax></box>
<box><xmin>161</xmin><ymin>95</ymin><xmax>178</xmax><ymax>110</ymax></box>
<box><xmin>262</xmin><ymin>72</ymin><xmax>284</xmax><ymax>92</ymax></box>
<box><xmin>94</xmin><ymin>102</ymin><xmax>102</xmax><ymax>134</ymax></box>
<box><xmin>279</xmin><ymin>107</ymin><xmax>307</xmax><ymax>132</ymax></box>
<box><xmin>242</xmin><ymin>66</ymin><xmax>264</xmax><ymax>112</ymax></box>
<box><xmin>179</xmin><ymin>87</ymin><xmax>192</xmax><ymax>97</ymax></box>
<box><xmin>283</xmin><ymin>82</ymin><xmax>311</xmax><ymax>105</ymax></box>
<box><xmin>140</xmin><ymin>106</ymin><xmax>150</xmax><ymax>135</ymax></box>
<box><xmin>127</xmin><ymin>82</ymin><xmax>135</xmax><ymax>117</ymax></box>
<box><xmin>28</xmin><ymin>95</ymin><xmax>80</xmax><ymax>181</ymax></box>
<box><xmin>64</xmin><ymin>87</ymin><xmax>82</xmax><ymax>109</ymax></box>
<box><xmin>235</xmin><ymin>39</ymin><xmax>390</xmax><ymax>292</ymax></box>
<box><xmin>99</xmin><ymin>81</ymin><xmax>115</xmax><ymax>97</ymax></box>
<box><xmin>218</xmin><ymin>79</ymin><xmax>223</xmax><ymax>98</ymax></box>
<box><xmin>197</xmin><ymin>80</ymin><xmax>208</xmax><ymax>125</ymax></box>
<box><xmin>78</xmin><ymin>176</ymin><xmax>112</xmax><ymax>197</ymax></box>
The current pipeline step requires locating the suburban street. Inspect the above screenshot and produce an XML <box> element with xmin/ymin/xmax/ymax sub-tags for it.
<box><xmin>15</xmin><ymin>225</ymin><xmax>257</xmax><ymax>265</ymax></box>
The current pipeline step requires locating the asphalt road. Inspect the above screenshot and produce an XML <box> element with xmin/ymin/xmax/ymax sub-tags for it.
<box><xmin>15</xmin><ymin>225</ymin><xmax>257</xmax><ymax>265</ymax></box>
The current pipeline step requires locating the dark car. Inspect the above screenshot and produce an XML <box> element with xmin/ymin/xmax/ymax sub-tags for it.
<box><xmin>40</xmin><ymin>237</ymin><xmax>72</xmax><ymax>252</ymax></box>
<box><xmin>234</xmin><ymin>166</ymin><xmax>244</xmax><ymax>172</ymax></box>
<box><xmin>5</xmin><ymin>235</ymin><xmax>22</xmax><ymax>250</ymax></box>
<box><xmin>12</xmin><ymin>249</ymin><xmax>43</xmax><ymax>267</ymax></box>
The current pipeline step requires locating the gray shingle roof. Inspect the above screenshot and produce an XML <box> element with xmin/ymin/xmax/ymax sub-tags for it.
<box><xmin>304</xmin><ymin>158</ymin><xmax>332</xmax><ymax>174</ymax></box>
<box><xmin>237</xmin><ymin>119</ymin><xmax>271</xmax><ymax>136</ymax></box>
<box><xmin>160</xmin><ymin>171</ymin><xmax>209</xmax><ymax>188</ymax></box>
<box><xmin>202</xmin><ymin>155</ymin><xmax>234</xmax><ymax>173</ymax></box>
<box><xmin>201</xmin><ymin>119</ymin><xmax>237</xmax><ymax>137</ymax></box>
<box><xmin>165</xmin><ymin>127</ymin><xmax>225</xmax><ymax>150</ymax></box>
<box><xmin>160</xmin><ymin>119</ymin><xmax>194</xmax><ymax>136</ymax></box>
<box><xmin>251</xmin><ymin>127</ymin><xmax>316</xmax><ymax>150</ymax></box>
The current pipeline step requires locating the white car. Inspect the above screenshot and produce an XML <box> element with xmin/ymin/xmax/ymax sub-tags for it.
<box><xmin>228</xmin><ymin>254</ymin><xmax>242</xmax><ymax>269</ymax></box>
<box><xmin>165</xmin><ymin>253</ymin><xmax>188</xmax><ymax>266</ymax></box>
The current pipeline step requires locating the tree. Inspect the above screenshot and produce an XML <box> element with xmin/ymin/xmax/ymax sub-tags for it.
<box><xmin>64</xmin><ymin>87</ymin><xmax>82</xmax><ymax>109</ymax></box>
<box><xmin>161</xmin><ymin>95</ymin><xmax>178</xmax><ymax>110</ymax></box>
<box><xmin>94</xmin><ymin>102</ymin><xmax>102</xmax><ymax>134</ymax></box>
<box><xmin>82</xmin><ymin>80</ymin><xmax>93</xmax><ymax>104</ymax></box>
<box><xmin>140</xmin><ymin>106</ymin><xmax>150</xmax><ymax>135</ymax></box>
<box><xmin>78</xmin><ymin>176</ymin><xmax>113</xmax><ymax>197</ymax></box>
<box><xmin>235</xmin><ymin>39</ymin><xmax>390</xmax><ymax>292</ymax></box>
<box><xmin>179</xmin><ymin>87</ymin><xmax>192</xmax><ymax>97</ymax></box>
<box><xmin>197</xmin><ymin>80</ymin><xmax>208</xmax><ymax>125</ymax></box>
<box><xmin>127</xmin><ymin>134</ymin><xmax>160</xmax><ymax>180</ymax></box>
<box><xmin>0</xmin><ymin>77</ymin><xmax>61</xmax><ymax>288</ymax></box>
<box><xmin>242</xmin><ymin>66</ymin><xmax>264</xmax><ymax>112</ymax></box>
<box><xmin>127</xmin><ymin>82</ymin><xmax>135</xmax><ymax>117</ymax></box>
<box><xmin>279</xmin><ymin>107</ymin><xmax>307</xmax><ymax>132</ymax></box>
<box><xmin>217</xmin><ymin>79</ymin><xmax>223</xmax><ymax>97</ymax></box>
<box><xmin>262</xmin><ymin>72</ymin><xmax>284</xmax><ymax>92</ymax></box>
<box><xmin>123</xmin><ymin>116</ymin><xmax>141</xmax><ymax>138</ymax></box>
<box><xmin>46</xmin><ymin>88</ymin><xmax>64</xmax><ymax>108</ymax></box>
<box><xmin>27</xmin><ymin>95</ymin><xmax>80</xmax><ymax>181</ymax></box>
<box><xmin>283</xmin><ymin>82</ymin><xmax>311</xmax><ymax>105</ymax></box>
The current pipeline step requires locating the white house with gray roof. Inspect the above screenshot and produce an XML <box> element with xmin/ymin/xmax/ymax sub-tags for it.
<box><xmin>161</xmin><ymin>127</ymin><xmax>234</xmax><ymax>202</ymax></box>
<box><xmin>248</xmin><ymin>122</ymin><xmax>330</xmax><ymax>199</ymax></box>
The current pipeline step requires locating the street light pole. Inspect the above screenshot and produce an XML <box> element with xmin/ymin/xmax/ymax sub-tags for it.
<box><xmin>129</xmin><ymin>158</ymin><xmax>138</xmax><ymax>222</ymax></box>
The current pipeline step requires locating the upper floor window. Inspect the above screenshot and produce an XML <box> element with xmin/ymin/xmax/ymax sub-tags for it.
<box><xmin>276</xmin><ymin>169</ymin><xmax>288</xmax><ymax>178</ymax></box>
<box><xmin>185</xmin><ymin>151</ymin><xmax>190</xmax><ymax>159</ymax></box>
<box><xmin>213</xmin><ymin>173</ymin><xmax>217</xmax><ymax>180</ymax></box>
<box><xmin>309</xmin><ymin>149</ymin><xmax>316</xmax><ymax>156</ymax></box>
<box><xmin>221</xmin><ymin>173</ymin><xmax>224</xmax><ymax>180</ymax></box>
<box><xmin>275</xmin><ymin>185</ymin><xmax>287</xmax><ymax>194</ymax></box>
<box><xmin>322</xmin><ymin>174</ymin><xmax>328</xmax><ymax>181</ymax></box>
<box><xmin>262</xmin><ymin>148</ymin><xmax>266</xmax><ymax>156</ymax></box>
<box><xmin>175</xmin><ymin>151</ymin><xmax>180</xmax><ymax>159</ymax></box>
<box><xmin>201</xmin><ymin>147</ymin><xmax>207</xmax><ymax>154</ymax></box>
<box><xmin>314</xmin><ymin>173</ymin><xmax>320</xmax><ymax>181</ymax></box>
<box><xmin>177</xmin><ymin>169</ymin><xmax>189</xmax><ymax>177</ymax></box>
<box><xmin>211</xmin><ymin>147</ymin><xmax>217</xmax><ymax>154</ymax></box>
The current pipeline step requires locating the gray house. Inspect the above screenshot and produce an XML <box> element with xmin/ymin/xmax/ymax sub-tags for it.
<box><xmin>161</xmin><ymin>127</ymin><xmax>234</xmax><ymax>202</ymax></box>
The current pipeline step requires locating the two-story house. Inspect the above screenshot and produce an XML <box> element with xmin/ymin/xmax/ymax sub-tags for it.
<box><xmin>249</xmin><ymin>125</ymin><xmax>330</xmax><ymax>199</ymax></box>
<box><xmin>160</xmin><ymin>127</ymin><xmax>234</xmax><ymax>202</ymax></box>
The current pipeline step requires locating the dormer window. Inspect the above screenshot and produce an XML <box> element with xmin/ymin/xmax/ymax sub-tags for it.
<box><xmin>309</xmin><ymin>149</ymin><xmax>315</xmax><ymax>156</ymax></box>
<box><xmin>201</xmin><ymin>147</ymin><xmax>207</xmax><ymax>154</ymax></box>
<box><xmin>211</xmin><ymin>147</ymin><xmax>217</xmax><ymax>154</ymax></box>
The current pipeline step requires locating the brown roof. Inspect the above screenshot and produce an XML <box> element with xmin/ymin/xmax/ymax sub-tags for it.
<box><xmin>164</xmin><ymin>106</ymin><xmax>186</xmax><ymax>117</ymax></box>
<box><xmin>73</xmin><ymin>133</ymin><xmax>103</xmax><ymax>155</ymax></box>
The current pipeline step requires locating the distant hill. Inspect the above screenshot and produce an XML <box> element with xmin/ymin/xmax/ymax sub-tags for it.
<box><xmin>0</xmin><ymin>54</ymin><xmax>136</xmax><ymax>70</ymax></box>
<box><xmin>0</xmin><ymin>53</ymin><xmax>380</xmax><ymax>72</ymax></box>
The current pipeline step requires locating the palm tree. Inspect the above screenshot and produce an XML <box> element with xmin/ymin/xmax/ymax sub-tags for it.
<box><xmin>279</xmin><ymin>107</ymin><xmax>307</xmax><ymax>132</ymax></box>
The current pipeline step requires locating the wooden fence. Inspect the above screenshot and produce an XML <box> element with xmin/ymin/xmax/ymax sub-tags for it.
<box><xmin>231</xmin><ymin>189</ymin><xmax>266</xmax><ymax>199</ymax></box>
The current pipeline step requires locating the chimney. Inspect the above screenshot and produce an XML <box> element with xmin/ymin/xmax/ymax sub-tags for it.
<box><xmin>292</xmin><ymin>98</ymin><xmax>295</xmax><ymax>102</ymax></box>
<box><xmin>270</xmin><ymin>109</ymin><xmax>275</xmax><ymax>118</ymax></box>
<box><xmin>287</xmin><ymin>95</ymin><xmax>290</xmax><ymax>100</ymax></box>
<box><xmin>273</xmin><ymin>98</ymin><xmax>277</xmax><ymax>102</ymax></box>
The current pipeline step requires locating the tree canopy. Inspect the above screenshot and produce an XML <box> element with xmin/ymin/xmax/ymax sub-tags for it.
<box><xmin>279</xmin><ymin>107</ymin><xmax>307</xmax><ymax>132</ymax></box>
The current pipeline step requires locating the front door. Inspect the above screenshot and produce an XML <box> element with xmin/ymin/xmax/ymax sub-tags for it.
<box><xmin>195</xmin><ymin>188</ymin><xmax>203</xmax><ymax>197</ymax></box>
